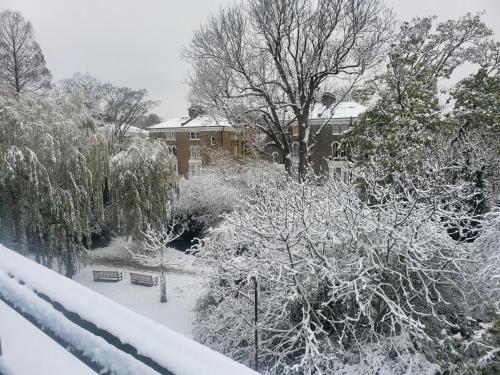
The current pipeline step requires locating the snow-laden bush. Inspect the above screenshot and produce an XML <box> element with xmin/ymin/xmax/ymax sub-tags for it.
<box><xmin>174</xmin><ymin>154</ymin><xmax>282</xmax><ymax>237</ymax></box>
<box><xmin>437</xmin><ymin>211</ymin><xmax>500</xmax><ymax>374</ymax></box>
<box><xmin>194</xmin><ymin>171</ymin><xmax>498</xmax><ymax>374</ymax></box>
<box><xmin>174</xmin><ymin>173</ymin><xmax>240</xmax><ymax>236</ymax></box>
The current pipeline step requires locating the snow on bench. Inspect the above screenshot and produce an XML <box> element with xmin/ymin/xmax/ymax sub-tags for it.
<box><xmin>0</xmin><ymin>245</ymin><xmax>258</xmax><ymax>375</ymax></box>
<box><xmin>93</xmin><ymin>270</ymin><xmax>123</xmax><ymax>282</ymax></box>
<box><xmin>130</xmin><ymin>272</ymin><xmax>158</xmax><ymax>286</ymax></box>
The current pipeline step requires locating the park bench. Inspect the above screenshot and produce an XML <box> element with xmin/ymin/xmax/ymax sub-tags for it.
<box><xmin>93</xmin><ymin>270</ymin><xmax>122</xmax><ymax>282</ymax></box>
<box><xmin>130</xmin><ymin>272</ymin><xmax>158</xmax><ymax>287</ymax></box>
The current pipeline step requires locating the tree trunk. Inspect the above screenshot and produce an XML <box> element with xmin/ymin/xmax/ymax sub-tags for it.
<box><xmin>297</xmin><ymin>115</ymin><xmax>309</xmax><ymax>182</ymax></box>
<box><xmin>160</xmin><ymin>266</ymin><xmax>167</xmax><ymax>303</ymax></box>
<box><xmin>282</xmin><ymin>144</ymin><xmax>292</xmax><ymax>176</ymax></box>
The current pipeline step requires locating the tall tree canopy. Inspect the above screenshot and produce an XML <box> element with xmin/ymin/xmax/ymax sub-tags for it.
<box><xmin>0</xmin><ymin>10</ymin><xmax>51</xmax><ymax>93</ymax></box>
<box><xmin>61</xmin><ymin>72</ymin><xmax>158</xmax><ymax>142</ymax></box>
<box><xmin>185</xmin><ymin>0</ymin><xmax>393</xmax><ymax>179</ymax></box>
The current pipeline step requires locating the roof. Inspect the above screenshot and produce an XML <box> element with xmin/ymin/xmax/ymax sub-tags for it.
<box><xmin>309</xmin><ymin>101</ymin><xmax>366</xmax><ymax>120</ymax></box>
<box><xmin>125</xmin><ymin>125</ymin><xmax>149</xmax><ymax>135</ymax></box>
<box><xmin>148</xmin><ymin>114</ymin><xmax>232</xmax><ymax>130</ymax></box>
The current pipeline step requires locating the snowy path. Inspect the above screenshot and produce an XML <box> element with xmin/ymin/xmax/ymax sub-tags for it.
<box><xmin>0</xmin><ymin>300</ymin><xmax>96</xmax><ymax>375</ymax></box>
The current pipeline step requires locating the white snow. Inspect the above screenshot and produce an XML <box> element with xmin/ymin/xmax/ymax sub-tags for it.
<box><xmin>0</xmin><ymin>300</ymin><xmax>95</xmax><ymax>375</ymax></box>
<box><xmin>74</xmin><ymin>237</ymin><xmax>203</xmax><ymax>338</ymax></box>
<box><xmin>0</xmin><ymin>271</ymin><xmax>156</xmax><ymax>375</ymax></box>
<box><xmin>74</xmin><ymin>267</ymin><xmax>202</xmax><ymax>338</ymax></box>
<box><xmin>309</xmin><ymin>101</ymin><xmax>366</xmax><ymax>119</ymax></box>
<box><xmin>124</xmin><ymin>125</ymin><xmax>149</xmax><ymax>135</ymax></box>
<box><xmin>148</xmin><ymin>114</ymin><xmax>232</xmax><ymax>129</ymax></box>
<box><xmin>0</xmin><ymin>244</ymin><xmax>258</xmax><ymax>375</ymax></box>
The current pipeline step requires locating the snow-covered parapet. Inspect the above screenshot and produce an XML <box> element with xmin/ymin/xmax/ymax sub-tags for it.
<box><xmin>0</xmin><ymin>245</ymin><xmax>258</xmax><ymax>375</ymax></box>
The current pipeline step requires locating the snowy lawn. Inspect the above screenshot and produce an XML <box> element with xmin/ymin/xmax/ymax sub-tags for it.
<box><xmin>0</xmin><ymin>300</ymin><xmax>96</xmax><ymax>375</ymax></box>
<box><xmin>74</xmin><ymin>238</ymin><xmax>206</xmax><ymax>339</ymax></box>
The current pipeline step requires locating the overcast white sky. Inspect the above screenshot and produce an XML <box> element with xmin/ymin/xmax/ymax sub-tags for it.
<box><xmin>0</xmin><ymin>0</ymin><xmax>498</xmax><ymax>120</ymax></box>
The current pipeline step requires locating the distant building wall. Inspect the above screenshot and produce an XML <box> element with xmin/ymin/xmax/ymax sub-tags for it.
<box><xmin>150</xmin><ymin>128</ymin><xmax>248</xmax><ymax>178</ymax></box>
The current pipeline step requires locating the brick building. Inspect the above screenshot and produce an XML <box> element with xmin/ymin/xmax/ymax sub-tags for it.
<box><xmin>148</xmin><ymin>112</ymin><xmax>246</xmax><ymax>178</ymax></box>
<box><xmin>265</xmin><ymin>101</ymin><xmax>366</xmax><ymax>179</ymax></box>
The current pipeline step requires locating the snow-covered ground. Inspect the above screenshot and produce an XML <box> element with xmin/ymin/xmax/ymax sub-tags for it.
<box><xmin>0</xmin><ymin>244</ymin><xmax>258</xmax><ymax>375</ymax></box>
<box><xmin>74</xmin><ymin>238</ymin><xmax>206</xmax><ymax>338</ymax></box>
<box><xmin>0</xmin><ymin>300</ymin><xmax>95</xmax><ymax>375</ymax></box>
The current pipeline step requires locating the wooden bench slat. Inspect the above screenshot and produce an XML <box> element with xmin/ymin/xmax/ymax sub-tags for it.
<box><xmin>93</xmin><ymin>270</ymin><xmax>122</xmax><ymax>282</ymax></box>
<box><xmin>130</xmin><ymin>272</ymin><xmax>158</xmax><ymax>287</ymax></box>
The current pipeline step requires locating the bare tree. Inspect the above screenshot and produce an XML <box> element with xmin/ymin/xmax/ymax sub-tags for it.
<box><xmin>61</xmin><ymin>73</ymin><xmax>159</xmax><ymax>141</ymax></box>
<box><xmin>185</xmin><ymin>0</ymin><xmax>393</xmax><ymax>179</ymax></box>
<box><xmin>60</xmin><ymin>72</ymin><xmax>106</xmax><ymax>119</ymax></box>
<box><xmin>128</xmin><ymin>223</ymin><xmax>184</xmax><ymax>303</ymax></box>
<box><xmin>0</xmin><ymin>10</ymin><xmax>51</xmax><ymax>93</ymax></box>
<box><xmin>134</xmin><ymin>113</ymin><xmax>162</xmax><ymax>129</ymax></box>
<box><xmin>102</xmin><ymin>84</ymin><xmax>158</xmax><ymax>142</ymax></box>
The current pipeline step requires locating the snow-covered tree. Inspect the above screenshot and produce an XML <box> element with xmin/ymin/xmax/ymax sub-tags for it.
<box><xmin>349</xmin><ymin>13</ymin><xmax>492</xmax><ymax>173</ymax></box>
<box><xmin>174</xmin><ymin>153</ymin><xmax>282</xmax><ymax>238</ymax></box>
<box><xmin>129</xmin><ymin>222</ymin><xmax>183</xmax><ymax>303</ymax></box>
<box><xmin>60</xmin><ymin>73</ymin><xmax>159</xmax><ymax>142</ymax></box>
<box><xmin>0</xmin><ymin>10</ymin><xmax>52</xmax><ymax>94</ymax></box>
<box><xmin>194</xmin><ymin>168</ymin><xmax>496</xmax><ymax>373</ymax></box>
<box><xmin>0</xmin><ymin>91</ymin><xmax>177</xmax><ymax>276</ymax></box>
<box><xmin>185</xmin><ymin>0</ymin><xmax>393</xmax><ymax>179</ymax></box>
<box><xmin>108</xmin><ymin>138</ymin><xmax>178</xmax><ymax>240</ymax></box>
<box><xmin>0</xmin><ymin>92</ymin><xmax>112</xmax><ymax>275</ymax></box>
<box><xmin>101</xmin><ymin>84</ymin><xmax>158</xmax><ymax>143</ymax></box>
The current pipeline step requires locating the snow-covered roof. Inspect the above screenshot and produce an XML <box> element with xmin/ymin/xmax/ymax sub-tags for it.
<box><xmin>148</xmin><ymin>114</ymin><xmax>232</xmax><ymax>130</ymax></box>
<box><xmin>309</xmin><ymin>101</ymin><xmax>366</xmax><ymax>120</ymax></box>
<box><xmin>126</xmin><ymin>125</ymin><xmax>149</xmax><ymax>135</ymax></box>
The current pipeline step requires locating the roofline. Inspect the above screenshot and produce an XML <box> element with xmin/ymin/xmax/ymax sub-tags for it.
<box><xmin>148</xmin><ymin>126</ymin><xmax>238</xmax><ymax>132</ymax></box>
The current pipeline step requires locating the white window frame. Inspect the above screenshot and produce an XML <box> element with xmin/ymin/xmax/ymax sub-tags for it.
<box><xmin>190</xmin><ymin>145</ymin><xmax>201</xmax><ymax>159</ymax></box>
<box><xmin>189</xmin><ymin>163</ymin><xmax>201</xmax><ymax>177</ymax></box>
<box><xmin>210</xmin><ymin>136</ymin><xmax>216</xmax><ymax>146</ymax></box>
<box><xmin>331</xmin><ymin>142</ymin><xmax>339</xmax><ymax>159</ymax></box>
<box><xmin>332</xmin><ymin>123</ymin><xmax>351</xmax><ymax>135</ymax></box>
<box><xmin>190</xmin><ymin>131</ymin><xmax>200</xmax><ymax>140</ymax></box>
<box><xmin>164</xmin><ymin>131</ymin><xmax>175</xmax><ymax>140</ymax></box>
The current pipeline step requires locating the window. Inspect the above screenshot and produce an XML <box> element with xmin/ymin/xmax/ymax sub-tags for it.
<box><xmin>331</xmin><ymin>142</ymin><xmax>339</xmax><ymax>159</ymax></box>
<box><xmin>332</xmin><ymin>123</ymin><xmax>351</xmax><ymax>134</ymax></box>
<box><xmin>164</xmin><ymin>132</ymin><xmax>175</xmax><ymax>140</ymax></box>
<box><xmin>190</xmin><ymin>145</ymin><xmax>201</xmax><ymax>159</ymax></box>
<box><xmin>172</xmin><ymin>146</ymin><xmax>177</xmax><ymax>156</ymax></box>
<box><xmin>211</xmin><ymin>136</ymin><xmax>216</xmax><ymax>146</ymax></box>
<box><xmin>291</xmin><ymin>142</ymin><xmax>299</xmax><ymax>158</ymax></box>
<box><xmin>292</xmin><ymin>126</ymin><xmax>298</xmax><ymax>137</ymax></box>
<box><xmin>190</xmin><ymin>131</ymin><xmax>200</xmax><ymax>140</ymax></box>
<box><xmin>272</xmin><ymin>151</ymin><xmax>279</xmax><ymax>163</ymax></box>
<box><xmin>340</xmin><ymin>140</ymin><xmax>347</xmax><ymax>158</ymax></box>
<box><xmin>189</xmin><ymin>163</ymin><xmax>201</xmax><ymax>177</ymax></box>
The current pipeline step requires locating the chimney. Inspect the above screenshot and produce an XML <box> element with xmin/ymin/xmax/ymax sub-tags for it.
<box><xmin>321</xmin><ymin>93</ymin><xmax>336</xmax><ymax>108</ymax></box>
<box><xmin>188</xmin><ymin>105</ymin><xmax>206</xmax><ymax>119</ymax></box>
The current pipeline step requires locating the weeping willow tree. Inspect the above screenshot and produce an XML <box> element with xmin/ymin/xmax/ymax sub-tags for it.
<box><xmin>108</xmin><ymin>139</ymin><xmax>178</xmax><ymax>240</ymax></box>
<box><xmin>0</xmin><ymin>92</ymin><xmax>112</xmax><ymax>275</ymax></box>
<box><xmin>0</xmin><ymin>92</ymin><xmax>178</xmax><ymax>276</ymax></box>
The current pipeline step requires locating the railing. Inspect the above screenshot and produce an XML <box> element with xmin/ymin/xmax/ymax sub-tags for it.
<box><xmin>0</xmin><ymin>245</ymin><xmax>258</xmax><ymax>375</ymax></box>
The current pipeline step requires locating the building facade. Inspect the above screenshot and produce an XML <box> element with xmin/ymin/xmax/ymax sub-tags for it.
<box><xmin>265</xmin><ymin>101</ymin><xmax>366</xmax><ymax>179</ymax></box>
<box><xmin>148</xmin><ymin>113</ymin><xmax>247</xmax><ymax>178</ymax></box>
